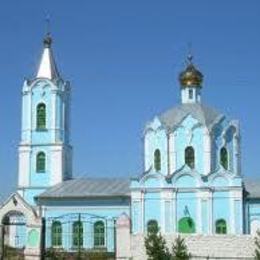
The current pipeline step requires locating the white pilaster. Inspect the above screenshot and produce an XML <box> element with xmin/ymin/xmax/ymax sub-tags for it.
<box><xmin>144</xmin><ymin>135</ymin><xmax>149</xmax><ymax>172</ymax></box>
<box><xmin>209</xmin><ymin>191</ymin><xmax>213</xmax><ymax>234</ymax></box>
<box><xmin>141</xmin><ymin>190</ymin><xmax>144</xmax><ymax>233</ymax></box>
<box><xmin>229</xmin><ymin>193</ymin><xmax>235</xmax><ymax>234</ymax></box>
<box><xmin>173</xmin><ymin>191</ymin><xmax>177</xmax><ymax>232</ymax></box>
<box><xmin>198</xmin><ymin>190</ymin><xmax>211</xmax><ymax>234</ymax></box>
<box><xmin>51</xmin><ymin>90</ymin><xmax>57</xmax><ymax>142</ymax></box>
<box><xmin>18</xmin><ymin>146</ymin><xmax>31</xmax><ymax>187</ymax></box>
<box><xmin>28</xmin><ymin>90</ymin><xmax>32</xmax><ymax>141</ymax></box>
<box><xmin>169</xmin><ymin>132</ymin><xmax>176</xmax><ymax>174</ymax></box>
<box><xmin>161</xmin><ymin>190</ymin><xmax>173</xmax><ymax>233</ymax></box>
<box><xmin>197</xmin><ymin>192</ymin><xmax>202</xmax><ymax>233</ymax></box>
<box><xmin>233</xmin><ymin>135</ymin><xmax>241</xmax><ymax>176</ymax></box>
<box><xmin>229</xmin><ymin>189</ymin><xmax>243</xmax><ymax>234</ymax></box>
<box><xmin>161</xmin><ymin>192</ymin><xmax>165</xmax><ymax>233</ymax></box>
<box><xmin>131</xmin><ymin>191</ymin><xmax>143</xmax><ymax>233</ymax></box>
<box><xmin>203</xmin><ymin>128</ymin><xmax>211</xmax><ymax>175</ymax></box>
<box><xmin>50</xmin><ymin>146</ymin><xmax>63</xmax><ymax>185</ymax></box>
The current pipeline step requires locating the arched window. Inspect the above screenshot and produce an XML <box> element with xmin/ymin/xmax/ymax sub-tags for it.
<box><xmin>216</xmin><ymin>219</ymin><xmax>227</xmax><ymax>234</ymax></box>
<box><xmin>37</xmin><ymin>103</ymin><xmax>46</xmax><ymax>130</ymax></box>
<box><xmin>185</xmin><ymin>146</ymin><xmax>195</xmax><ymax>169</ymax></box>
<box><xmin>147</xmin><ymin>220</ymin><xmax>159</xmax><ymax>234</ymax></box>
<box><xmin>73</xmin><ymin>221</ymin><xmax>83</xmax><ymax>247</ymax></box>
<box><xmin>94</xmin><ymin>221</ymin><xmax>105</xmax><ymax>247</ymax></box>
<box><xmin>51</xmin><ymin>221</ymin><xmax>62</xmax><ymax>247</ymax></box>
<box><xmin>36</xmin><ymin>152</ymin><xmax>46</xmax><ymax>172</ymax></box>
<box><xmin>220</xmin><ymin>147</ymin><xmax>228</xmax><ymax>170</ymax></box>
<box><xmin>178</xmin><ymin>217</ymin><xmax>196</xmax><ymax>233</ymax></box>
<box><xmin>154</xmin><ymin>149</ymin><xmax>161</xmax><ymax>172</ymax></box>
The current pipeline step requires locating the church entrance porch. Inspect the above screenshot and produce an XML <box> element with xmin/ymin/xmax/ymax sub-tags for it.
<box><xmin>0</xmin><ymin>193</ymin><xmax>42</xmax><ymax>260</ymax></box>
<box><xmin>2</xmin><ymin>211</ymin><xmax>26</xmax><ymax>259</ymax></box>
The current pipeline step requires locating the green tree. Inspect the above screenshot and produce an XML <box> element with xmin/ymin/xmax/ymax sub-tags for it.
<box><xmin>255</xmin><ymin>230</ymin><xmax>260</xmax><ymax>259</ymax></box>
<box><xmin>172</xmin><ymin>235</ymin><xmax>190</xmax><ymax>260</ymax></box>
<box><xmin>144</xmin><ymin>224</ymin><xmax>170</xmax><ymax>260</ymax></box>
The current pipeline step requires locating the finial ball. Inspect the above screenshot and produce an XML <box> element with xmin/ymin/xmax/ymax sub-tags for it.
<box><xmin>43</xmin><ymin>33</ymin><xmax>52</xmax><ymax>48</ymax></box>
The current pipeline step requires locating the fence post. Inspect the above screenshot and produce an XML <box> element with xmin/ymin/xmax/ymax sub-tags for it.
<box><xmin>116</xmin><ymin>213</ymin><xmax>131</xmax><ymax>259</ymax></box>
<box><xmin>41</xmin><ymin>218</ymin><xmax>46</xmax><ymax>259</ymax></box>
<box><xmin>0</xmin><ymin>225</ymin><xmax>3</xmax><ymax>260</ymax></box>
<box><xmin>78</xmin><ymin>213</ymin><xmax>81</xmax><ymax>259</ymax></box>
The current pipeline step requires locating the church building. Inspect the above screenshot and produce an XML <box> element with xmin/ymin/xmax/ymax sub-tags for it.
<box><xmin>0</xmin><ymin>33</ymin><xmax>260</xmax><ymax>259</ymax></box>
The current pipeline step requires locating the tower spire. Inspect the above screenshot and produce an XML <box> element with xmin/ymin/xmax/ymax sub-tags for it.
<box><xmin>36</xmin><ymin>20</ymin><xmax>60</xmax><ymax>80</ymax></box>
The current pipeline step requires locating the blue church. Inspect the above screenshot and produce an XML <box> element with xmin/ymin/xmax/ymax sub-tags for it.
<box><xmin>0</xmin><ymin>33</ymin><xmax>260</xmax><ymax>259</ymax></box>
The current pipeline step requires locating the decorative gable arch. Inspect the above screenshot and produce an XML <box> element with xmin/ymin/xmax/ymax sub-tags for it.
<box><xmin>177</xmin><ymin>114</ymin><xmax>202</xmax><ymax>131</ymax></box>
<box><xmin>139</xmin><ymin>171</ymin><xmax>168</xmax><ymax>188</ymax></box>
<box><xmin>170</xmin><ymin>165</ymin><xmax>203</xmax><ymax>188</ymax></box>
<box><xmin>221</xmin><ymin>121</ymin><xmax>240</xmax><ymax>145</ymax></box>
<box><xmin>25</xmin><ymin>78</ymin><xmax>59</xmax><ymax>92</ymax></box>
<box><xmin>208</xmin><ymin>170</ymin><xmax>233</xmax><ymax>187</ymax></box>
<box><xmin>144</xmin><ymin>116</ymin><xmax>166</xmax><ymax>135</ymax></box>
<box><xmin>0</xmin><ymin>193</ymin><xmax>39</xmax><ymax>225</ymax></box>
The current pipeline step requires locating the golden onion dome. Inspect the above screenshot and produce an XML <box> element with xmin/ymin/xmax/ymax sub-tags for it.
<box><xmin>179</xmin><ymin>55</ymin><xmax>203</xmax><ymax>88</ymax></box>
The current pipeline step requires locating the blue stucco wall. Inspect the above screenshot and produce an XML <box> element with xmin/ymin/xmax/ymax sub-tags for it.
<box><xmin>213</xmin><ymin>191</ymin><xmax>230</xmax><ymax>233</ymax></box>
<box><xmin>177</xmin><ymin>192</ymin><xmax>197</xmax><ymax>231</ymax></box>
<box><xmin>144</xmin><ymin>192</ymin><xmax>161</xmax><ymax>231</ymax></box>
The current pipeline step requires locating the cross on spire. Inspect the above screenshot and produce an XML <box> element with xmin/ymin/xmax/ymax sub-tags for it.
<box><xmin>45</xmin><ymin>14</ymin><xmax>51</xmax><ymax>35</ymax></box>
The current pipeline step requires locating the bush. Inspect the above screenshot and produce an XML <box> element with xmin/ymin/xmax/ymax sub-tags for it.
<box><xmin>145</xmin><ymin>227</ymin><xmax>171</xmax><ymax>260</ymax></box>
<box><xmin>171</xmin><ymin>235</ymin><xmax>190</xmax><ymax>260</ymax></box>
<box><xmin>44</xmin><ymin>247</ymin><xmax>115</xmax><ymax>260</ymax></box>
<box><xmin>255</xmin><ymin>230</ymin><xmax>260</xmax><ymax>260</ymax></box>
<box><xmin>144</xmin><ymin>231</ymin><xmax>190</xmax><ymax>260</ymax></box>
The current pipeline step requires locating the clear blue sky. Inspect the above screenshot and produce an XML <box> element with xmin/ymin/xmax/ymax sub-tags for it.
<box><xmin>0</xmin><ymin>1</ymin><xmax>259</xmax><ymax>201</ymax></box>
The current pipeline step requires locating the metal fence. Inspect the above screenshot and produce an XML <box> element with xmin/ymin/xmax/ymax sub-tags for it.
<box><xmin>44</xmin><ymin>213</ymin><xmax>116</xmax><ymax>258</ymax></box>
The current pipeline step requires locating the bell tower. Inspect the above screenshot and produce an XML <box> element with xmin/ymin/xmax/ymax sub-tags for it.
<box><xmin>17</xmin><ymin>33</ymin><xmax>72</xmax><ymax>204</ymax></box>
